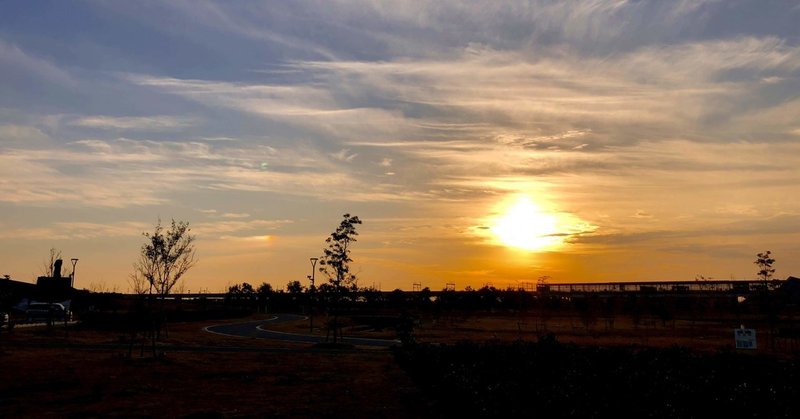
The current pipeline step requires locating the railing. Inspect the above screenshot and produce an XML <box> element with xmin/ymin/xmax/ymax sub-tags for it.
<box><xmin>539</xmin><ymin>280</ymin><xmax>779</xmax><ymax>295</ymax></box>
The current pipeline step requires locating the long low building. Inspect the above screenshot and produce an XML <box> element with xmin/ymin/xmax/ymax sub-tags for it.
<box><xmin>538</xmin><ymin>279</ymin><xmax>784</xmax><ymax>295</ymax></box>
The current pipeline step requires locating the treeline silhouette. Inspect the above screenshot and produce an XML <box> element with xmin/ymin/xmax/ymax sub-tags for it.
<box><xmin>73</xmin><ymin>282</ymin><xmax>800</xmax><ymax>335</ymax></box>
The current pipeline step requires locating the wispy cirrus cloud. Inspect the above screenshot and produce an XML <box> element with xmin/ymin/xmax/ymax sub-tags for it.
<box><xmin>70</xmin><ymin>115</ymin><xmax>198</xmax><ymax>131</ymax></box>
<box><xmin>125</xmin><ymin>33</ymin><xmax>800</xmax><ymax>163</ymax></box>
<box><xmin>193</xmin><ymin>219</ymin><xmax>292</xmax><ymax>237</ymax></box>
<box><xmin>0</xmin><ymin>38</ymin><xmax>75</xmax><ymax>87</ymax></box>
<box><xmin>0</xmin><ymin>124</ymin><xmax>50</xmax><ymax>148</ymax></box>
<box><xmin>0</xmin><ymin>136</ymin><xmax>432</xmax><ymax>208</ymax></box>
<box><xmin>0</xmin><ymin>221</ymin><xmax>149</xmax><ymax>241</ymax></box>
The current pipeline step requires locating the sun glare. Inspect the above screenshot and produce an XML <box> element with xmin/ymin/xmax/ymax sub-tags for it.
<box><xmin>490</xmin><ymin>196</ymin><xmax>562</xmax><ymax>251</ymax></box>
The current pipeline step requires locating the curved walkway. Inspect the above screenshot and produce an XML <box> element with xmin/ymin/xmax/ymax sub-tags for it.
<box><xmin>204</xmin><ymin>314</ymin><xmax>400</xmax><ymax>348</ymax></box>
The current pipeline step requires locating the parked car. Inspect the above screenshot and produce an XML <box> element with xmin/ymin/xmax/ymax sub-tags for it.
<box><xmin>25</xmin><ymin>303</ymin><xmax>71</xmax><ymax>322</ymax></box>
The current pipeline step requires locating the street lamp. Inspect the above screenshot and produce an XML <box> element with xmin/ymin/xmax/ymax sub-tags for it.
<box><xmin>70</xmin><ymin>258</ymin><xmax>79</xmax><ymax>288</ymax></box>
<box><xmin>309</xmin><ymin>257</ymin><xmax>318</xmax><ymax>333</ymax></box>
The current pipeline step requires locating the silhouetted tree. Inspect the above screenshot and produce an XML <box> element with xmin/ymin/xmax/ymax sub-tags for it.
<box><xmin>227</xmin><ymin>282</ymin><xmax>257</xmax><ymax>311</ymax></box>
<box><xmin>319</xmin><ymin>213</ymin><xmax>362</xmax><ymax>343</ymax></box>
<box><xmin>129</xmin><ymin>271</ymin><xmax>149</xmax><ymax>295</ymax></box>
<box><xmin>359</xmin><ymin>285</ymin><xmax>381</xmax><ymax>304</ymax></box>
<box><xmin>132</xmin><ymin>219</ymin><xmax>197</xmax><ymax>299</ymax></box>
<box><xmin>317</xmin><ymin>283</ymin><xmax>336</xmax><ymax>295</ymax></box>
<box><xmin>755</xmin><ymin>250</ymin><xmax>776</xmax><ymax>290</ymax></box>
<box><xmin>419</xmin><ymin>287</ymin><xmax>432</xmax><ymax>307</ymax></box>
<box><xmin>227</xmin><ymin>282</ymin><xmax>256</xmax><ymax>296</ymax></box>
<box><xmin>256</xmin><ymin>282</ymin><xmax>273</xmax><ymax>313</ymax></box>
<box><xmin>257</xmin><ymin>282</ymin><xmax>274</xmax><ymax>295</ymax></box>
<box><xmin>286</xmin><ymin>280</ymin><xmax>305</xmax><ymax>294</ymax></box>
<box><xmin>130</xmin><ymin>218</ymin><xmax>197</xmax><ymax>356</ymax></box>
<box><xmin>40</xmin><ymin>247</ymin><xmax>62</xmax><ymax>277</ymax></box>
<box><xmin>755</xmin><ymin>251</ymin><xmax>781</xmax><ymax>347</ymax></box>
<box><xmin>319</xmin><ymin>214</ymin><xmax>362</xmax><ymax>291</ymax></box>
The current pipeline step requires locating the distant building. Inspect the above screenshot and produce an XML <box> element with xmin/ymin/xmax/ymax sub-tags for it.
<box><xmin>1</xmin><ymin>259</ymin><xmax>76</xmax><ymax>308</ymax></box>
<box><xmin>36</xmin><ymin>258</ymin><xmax>72</xmax><ymax>293</ymax></box>
<box><xmin>0</xmin><ymin>276</ymin><xmax>37</xmax><ymax>296</ymax></box>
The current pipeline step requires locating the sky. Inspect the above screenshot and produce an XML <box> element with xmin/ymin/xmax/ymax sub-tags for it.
<box><xmin>1</xmin><ymin>0</ymin><xmax>799</xmax><ymax>292</ymax></box>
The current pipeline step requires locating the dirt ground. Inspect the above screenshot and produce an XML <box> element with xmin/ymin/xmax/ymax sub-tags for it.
<box><xmin>0</xmin><ymin>312</ymin><xmax>794</xmax><ymax>417</ymax></box>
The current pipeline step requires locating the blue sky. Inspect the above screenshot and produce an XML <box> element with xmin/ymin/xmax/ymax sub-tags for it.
<box><xmin>1</xmin><ymin>1</ymin><xmax>800</xmax><ymax>291</ymax></box>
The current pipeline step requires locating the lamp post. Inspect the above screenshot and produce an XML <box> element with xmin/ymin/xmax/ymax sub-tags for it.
<box><xmin>309</xmin><ymin>257</ymin><xmax>318</xmax><ymax>333</ymax></box>
<box><xmin>70</xmin><ymin>258</ymin><xmax>79</xmax><ymax>288</ymax></box>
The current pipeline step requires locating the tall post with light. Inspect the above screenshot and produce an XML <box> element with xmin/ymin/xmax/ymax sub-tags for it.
<box><xmin>309</xmin><ymin>257</ymin><xmax>318</xmax><ymax>333</ymax></box>
<box><xmin>70</xmin><ymin>258</ymin><xmax>79</xmax><ymax>288</ymax></box>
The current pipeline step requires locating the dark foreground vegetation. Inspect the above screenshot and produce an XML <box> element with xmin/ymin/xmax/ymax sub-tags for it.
<box><xmin>395</xmin><ymin>337</ymin><xmax>800</xmax><ymax>419</ymax></box>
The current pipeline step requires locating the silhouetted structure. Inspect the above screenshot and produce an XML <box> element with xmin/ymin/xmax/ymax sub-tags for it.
<box><xmin>539</xmin><ymin>279</ymin><xmax>780</xmax><ymax>297</ymax></box>
<box><xmin>36</xmin><ymin>258</ymin><xmax>72</xmax><ymax>295</ymax></box>
<box><xmin>0</xmin><ymin>276</ymin><xmax>37</xmax><ymax>300</ymax></box>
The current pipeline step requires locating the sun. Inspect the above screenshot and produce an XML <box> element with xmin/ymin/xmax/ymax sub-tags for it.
<box><xmin>490</xmin><ymin>196</ymin><xmax>561</xmax><ymax>251</ymax></box>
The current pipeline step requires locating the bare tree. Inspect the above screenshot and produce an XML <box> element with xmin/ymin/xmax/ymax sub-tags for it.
<box><xmin>128</xmin><ymin>271</ymin><xmax>150</xmax><ymax>295</ymax></box>
<box><xmin>41</xmin><ymin>247</ymin><xmax>62</xmax><ymax>277</ymax></box>
<box><xmin>87</xmin><ymin>281</ymin><xmax>118</xmax><ymax>293</ymax></box>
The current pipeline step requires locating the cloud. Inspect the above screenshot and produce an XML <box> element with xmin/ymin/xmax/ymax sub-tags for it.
<box><xmin>0</xmin><ymin>221</ymin><xmax>149</xmax><ymax>240</ymax></box>
<box><xmin>192</xmin><ymin>219</ymin><xmax>292</xmax><ymax>237</ymax></box>
<box><xmin>125</xmin><ymin>32</ymin><xmax>800</xmax><ymax>190</ymax></box>
<box><xmin>0</xmin><ymin>124</ymin><xmax>50</xmax><ymax>148</ymax></box>
<box><xmin>218</xmin><ymin>235</ymin><xmax>272</xmax><ymax>242</ymax></box>
<box><xmin>127</xmin><ymin>74</ymin><xmax>415</xmax><ymax>141</ymax></box>
<box><xmin>0</xmin><ymin>139</ymin><xmax>206</xmax><ymax>207</ymax></box>
<box><xmin>0</xmin><ymin>38</ymin><xmax>75</xmax><ymax>86</ymax></box>
<box><xmin>221</xmin><ymin>212</ymin><xmax>250</xmax><ymax>219</ymax></box>
<box><xmin>1</xmin><ymin>134</ymin><xmax>432</xmax><ymax>207</ymax></box>
<box><xmin>573</xmin><ymin>213</ymin><xmax>800</xmax><ymax>250</ymax></box>
<box><xmin>70</xmin><ymin>115</ymin><xmax>198</xmax><ymax>131</ymax></box>
<box><xmin>331</xmin><ymin>149</ymin><xmax>357</xmax><ymax>162</ymax></box>
<box><xmin>300</xmin><ymin>37</ymin><xmax>799</xmax><ymax>140</ymax></box>
<box><xmin>127</xmin><ymin>75</ymin><xmax>338</xmax><ymax>116</ymax></box>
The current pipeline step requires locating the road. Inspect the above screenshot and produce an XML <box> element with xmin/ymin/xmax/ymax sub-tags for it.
<box><xmin>204</xmin><ymin>314</ymin><xmax>401</xmax><ymax>348</ymax></box>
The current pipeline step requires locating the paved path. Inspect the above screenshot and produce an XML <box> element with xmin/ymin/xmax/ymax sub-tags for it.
<box><xmin>204</xmin><ymin>314</ymin><xmax>400</xmax><ymax>348</ymax></box>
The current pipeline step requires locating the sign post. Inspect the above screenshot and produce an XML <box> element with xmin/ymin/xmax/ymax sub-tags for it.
<box><xmin>734</xmin><ymin>327</ymin><xmax>757</xmax><ymax>350</ymax></box>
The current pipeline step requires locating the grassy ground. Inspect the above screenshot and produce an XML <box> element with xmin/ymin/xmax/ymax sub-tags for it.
<box><xmin>0</xmin><ymin>319</ymin><xmax>427</xmax><ymax>418</ymax></box>
<box><xmin>1</xmin><ymin>311</ymin><xmax>796</xmax><ymax>417</ymax></box>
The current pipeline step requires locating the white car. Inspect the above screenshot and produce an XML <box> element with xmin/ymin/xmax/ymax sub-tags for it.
<box><xmin>25</xmin><ymin>303</ymin><xmax>71</xmax><ymax>322</ymax></box>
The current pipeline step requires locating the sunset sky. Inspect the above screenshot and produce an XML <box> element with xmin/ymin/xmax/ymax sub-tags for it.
<box><xmin>2</xmin><ymin>1</ymin><xmax>799</xmax><ymax>292</ymax></box>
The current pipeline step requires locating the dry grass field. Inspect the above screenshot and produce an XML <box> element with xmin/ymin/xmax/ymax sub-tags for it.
<box><xmin>1</xmin><ymin>311</ymin><xmax>797</xmax><ymax>417</ymax></box>
<box><xmin>0</xmin><ymin>318</ymin><xmax>427</xmax><ymax>418</ymax></box>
